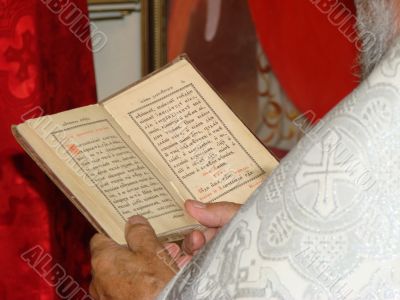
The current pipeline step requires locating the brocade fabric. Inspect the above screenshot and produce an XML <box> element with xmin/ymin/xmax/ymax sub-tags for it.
<box><xmin>0</xmin><ymin>1</ymin><xmax>97</xmax><ymax>298</ymax></box>
<box><xmin>158</xmin><ymin>37</ymin><xmax>400</xmax><ymax>300</ymax></box>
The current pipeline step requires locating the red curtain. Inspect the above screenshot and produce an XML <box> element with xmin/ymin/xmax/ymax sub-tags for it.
<box><xmin>0</xmin><ymin>0</ymin><xmax>97</xmax><ymax>299</ymax></box>
<box><xmin>248</xmin><ymin>0</ymin><xmax>359</xmax><ymax>119</ymax></box>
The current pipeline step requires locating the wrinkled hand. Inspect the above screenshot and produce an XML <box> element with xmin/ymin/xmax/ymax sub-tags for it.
<box><xmin>182</xmin><ymin>200</ymin><xmax>241</xmax><ymax>256</ymax></box>
<box><xmin>89</xmin><ymin>216</ymin><xmax>177</xmax><ymax>300</ymax></box>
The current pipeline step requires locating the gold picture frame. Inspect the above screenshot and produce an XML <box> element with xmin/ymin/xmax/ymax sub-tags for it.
<box><xmin>88</xmin><ymin>0</ymin><xmax>141</xmax><ymax>22</ymax></box>
<box><xmin>141</xmin><ymin>0</ymin><xmax>167</xmax><ymax>76</ymax></box>
<box><xmin>88</xmin><ymin>0</ymin><xmax>140</xmax><ymax>4</ymax></box>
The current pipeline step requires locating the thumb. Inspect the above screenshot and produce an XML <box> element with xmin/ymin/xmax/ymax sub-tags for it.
<box><xmin>125</xmin><ymin>215</ymin><xmax>161</xmax><ymax>252</ymax></box>
<box><xmin>184</xmin><ymin>200</ymin><xmax>241</xmax><ymax>228</ymax></box>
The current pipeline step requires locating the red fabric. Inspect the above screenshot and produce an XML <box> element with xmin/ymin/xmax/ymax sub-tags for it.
<box><xmin>248</xmin><ymin>0</ymin><xmax>359</xmax><ymax>119</ymax></box>
<box><xmin>0</xmin><ymin>1</ymin><xmax>97</xmax><ymax>299</ymax></box>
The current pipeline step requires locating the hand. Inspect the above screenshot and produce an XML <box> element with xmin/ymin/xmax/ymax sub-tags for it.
<box><xmin>182</xmin><ymin>200</ymin><xmax>241</xmax><ymax>256</ymax></box>
<box><xmin>89</xmin><ymin>216</ymin><xmax>177</xmax><ymax>300</ymax></box>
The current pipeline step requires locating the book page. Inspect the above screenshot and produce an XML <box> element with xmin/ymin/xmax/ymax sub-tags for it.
<box><xmin>104</xmin><ymin>58</ymin><xmax>278</xmax><ymax>204</ymax></box>
<box><xmin>20</xmin><ymin>105</ymin><xmax>196</xmax><ymax>243</ymax></box>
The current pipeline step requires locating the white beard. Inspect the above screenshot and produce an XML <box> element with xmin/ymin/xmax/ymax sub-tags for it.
<box><xmin>355</xmin><ymin>0</ymin><xmax>398</xmax><ymax>78</ymax></box>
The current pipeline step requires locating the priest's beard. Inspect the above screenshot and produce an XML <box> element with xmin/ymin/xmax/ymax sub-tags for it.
<box><xmin>355</xmin><ymin>0</ymin><xmax>399</xmax><ymax>78</ymax></box>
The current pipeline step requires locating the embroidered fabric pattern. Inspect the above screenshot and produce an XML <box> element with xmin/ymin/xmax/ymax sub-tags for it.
<box><xmin>158</xmin><ymin>38</ymin><xmax>400</xmax><ymax>300</ymax></box>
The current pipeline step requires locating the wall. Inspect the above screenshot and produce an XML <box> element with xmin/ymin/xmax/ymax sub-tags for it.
<box><xmin>90</xmin><ymin>7</ymin><xmax>142</xmax><ymax>101</ymax></box>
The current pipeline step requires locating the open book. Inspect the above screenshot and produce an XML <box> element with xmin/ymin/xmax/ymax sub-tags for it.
<box><xmin>12</xmin><ymin>56</ymin><xmax>278</xmax><ymax>244</ymax></box>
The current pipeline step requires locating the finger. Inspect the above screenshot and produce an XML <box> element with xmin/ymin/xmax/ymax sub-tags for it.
<box><xmin>182</xmin><ymin>227</ymin><xmax>220</xmax><ymax>254</ymax></box>
<box><xmin>90</xmin><ymin>234</ymin><xmax>119</xmax><ymax>275</ymax></box>
<box><xmin>182</xmin><ymin>230</ymin><xmax>205</xmax><ymax>255</ymax></box>
<box><xmin>125</xmin><ymin>215</ymin><xmax>161</xmax><ymax>253</ymax></box>
<box><xmin>163</xmin><ymin>243</ymin><xmax>181</xmax><ymax>260</ymax></box>
<box><xmin>89</xmin><ymin>282</ymin><xmax>99</xmax><ymax>299</ymax></box>
<box><xmin>90</xmin><ymin>233</ymin><xmax>116</xmax><ymax>255</ymax></box>
<box><xmin>176</xmin><ymin>255</ymin><xmax>192</xmax><ymax>269</ymax></box>
<box><xmin>184</xmin><ymin>200</ymin><xmax>241</xmax><ymax>227</ymax></box>
<box><xmin>202</xmin><ymin>227</ymin><xmax>219</xmax><ymax>244</ymax></box>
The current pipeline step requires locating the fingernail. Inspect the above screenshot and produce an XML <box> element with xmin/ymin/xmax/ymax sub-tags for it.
<box><xmin>164</xmin><ymin>243</ymin><xmax>180</xmax><ymax>260</ymax></box>
<box><xmin>188</xmin><ymin>236</ymin><xmax>194</xmax><ymax>249</ymax></box>
<box><xmin>187</xmin><ymin>199</ymin><xmax>206</xmax><ymax>209</ymax></box>
<box><xmin>128</xmin><ymin>215</ymin><xmax>146</xmax><ymax>225</ymax></box>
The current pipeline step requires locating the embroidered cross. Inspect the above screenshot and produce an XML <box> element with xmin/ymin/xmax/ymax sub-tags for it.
<box><xmin>4</xmin><ymin>30</ymin><xmax>35</xmax><ymax>82</ymax></box>
<box><xmin>295</xmin><ymin>133</ymin><xmax>353</xmax><ymax>217</ymax></box>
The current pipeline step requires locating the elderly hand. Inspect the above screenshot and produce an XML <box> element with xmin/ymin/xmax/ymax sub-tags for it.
<box><xmin>182</xmin><ymin>200</ymin><xmax>241</xmax><ymax>256</ymax></box>
<box><xmin>89</xmin><ymin>216</ymin><xmax>178</xmax><ymax>300</ymax></box>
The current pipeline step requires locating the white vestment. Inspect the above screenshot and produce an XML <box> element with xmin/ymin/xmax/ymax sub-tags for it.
<box><xmin>158</xmin><ymin>39</ymin><xmax>400</xmax><ymax>299</ymax></box>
